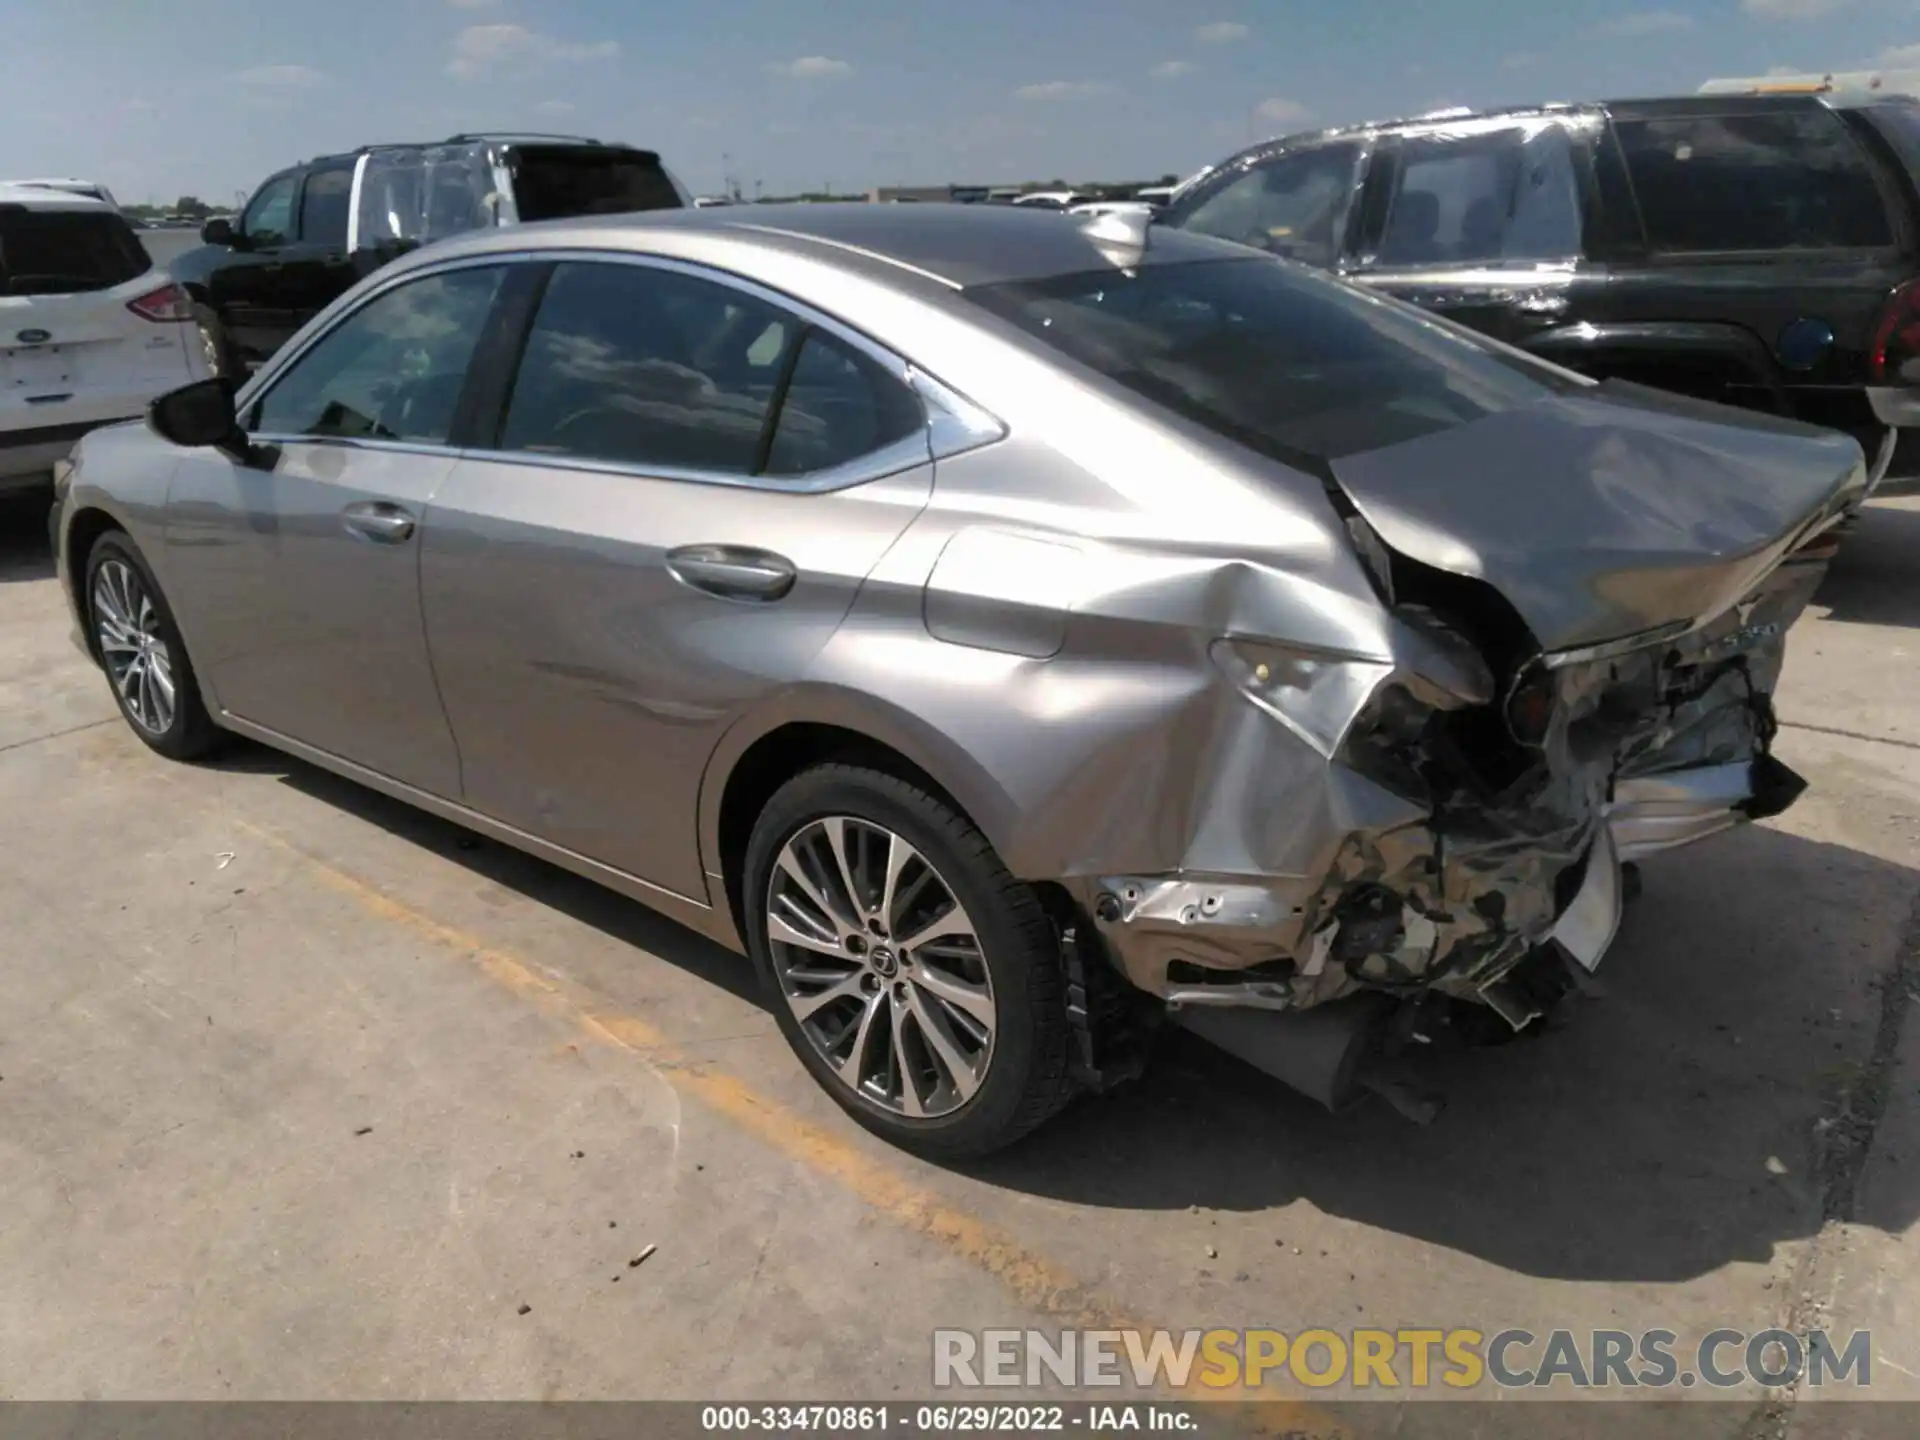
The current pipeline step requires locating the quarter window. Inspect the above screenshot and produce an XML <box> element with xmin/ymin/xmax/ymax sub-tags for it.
<box><xmin>1170</xmin><ymin>143</ymin><xmax>1362</xmax><ymax>267</ymax></box>
<box><xmin>765</xmin><ymin>331</ymin><xmax>926</xmax><ymax>476</ymax></box>
<box><xmin>250</xmin><ymin>265</ymin><xmax>505</xmax><ymax>444</ymax></box>
<box><xmin>242</xmin><ymin>174</ymin><xmax>299</xmax><ymax>248</ymax></box>
<box><xmin>1376</xmin><ymin>125</ymin><xmax>1583</xmax><ymax>267</ymax></box>
<box><xmin>1612</xmin><ymin>110</ymin><xmax>1892</xmax><ymax>252</ymax></box>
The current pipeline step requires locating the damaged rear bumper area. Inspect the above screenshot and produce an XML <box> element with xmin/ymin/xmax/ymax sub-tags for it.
<box><xmin>1067</xmin><ymin>519</ymin><xmax>1837</xmax><ymax>1108</ymax></box>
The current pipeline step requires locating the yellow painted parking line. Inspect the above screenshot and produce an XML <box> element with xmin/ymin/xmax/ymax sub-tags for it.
<box><xmin>234</xmin><ymin>818</ymin><xmax>1355</xmax><ymax>1436</ymax></box>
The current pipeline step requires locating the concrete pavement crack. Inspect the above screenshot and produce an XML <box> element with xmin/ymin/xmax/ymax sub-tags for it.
<box><xmin>1779</xmin><ymin>718</ymin><xmax>1920</xmax><ymax>752</ymax></box>
<box><xmin>1743</xmin><ymin>880</ymin><xmax>1920</xmax><ymax>1440</ymax></box>
<box><xmin>0</xmin><ymin>716</ymin><xmax>116</xmax><ymax>755</ymax></box>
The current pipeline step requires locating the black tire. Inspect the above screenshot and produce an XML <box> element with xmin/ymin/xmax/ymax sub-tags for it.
<box><xmin>84</xmin><ymin>530</ymin><xmax>223</xmax><ymax>761</ymax></box>
<box><xmin>743</xmin><ymin>764</ymin><xmax>1076</xmax><ymax>1159</ymax></box>
<box><xmin>191</xmin><ymin>302</ymin><xmax>240</xmax><ymax>380</ymax></box>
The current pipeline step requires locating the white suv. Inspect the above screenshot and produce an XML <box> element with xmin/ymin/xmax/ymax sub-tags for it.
<box><xmin>1</xmin><ymin>184</ymin><xmax>207</xmax><ymax>493</ymax></box>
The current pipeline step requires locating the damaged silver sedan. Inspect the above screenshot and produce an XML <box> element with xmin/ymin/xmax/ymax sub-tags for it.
<box><xmin>51</xmin><ymin>205</ymin><xmax>1864</xmax><ymax>1156</ymax></box>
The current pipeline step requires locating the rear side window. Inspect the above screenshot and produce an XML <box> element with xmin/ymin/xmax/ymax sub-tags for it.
<box><xmin>1375</xmin><ymin>125</ymin><xmax>1583</xmax><ymax>267</ymax></box>
<box><xmin>0</xmin><ymin>207</ymin><xmax>150</xmax><ymax>294</ymax></box>
<box><xmin>509</xmin><ymin>148</ymin><xmax>685</xmax><ymax>221</ymax></box>
<box><xmin>1169</xmin><ymin>143</ymin><xmax>1362</xmax><ymax>267</ymax></box>
<box><xmin>968</xmin><ymin>257</ymin><xmax>1563</xmax><ymax>466</ymax></box>
<box><xmin>299</xmin><ymin>163</ymin><xmax>354</xmax><ymax>250</ymax></box>
<box><xmin>500</xmin><ymin>262</ymin><xmax>793</xmax><ymax>472</ymax></box>
<box><xmin>1612</xmin><ymin>110</ymin><xmax>1892</xmax><ymax>252</ymax></box>
<box><xmin>764</xmin><ymin>332</ymin><xmax>926</xmax><ymax>476</ymax></box>
<box><xmin>251</xmin><ymin>266</ymin><xmax>505</xmax><ymax>444</ymax></box>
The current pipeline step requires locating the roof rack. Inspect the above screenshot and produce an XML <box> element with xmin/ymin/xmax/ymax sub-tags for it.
<box><xmin>444</xmin><ymin>132</ymin><xmax>605</xmax><ymax>146</ymax></box>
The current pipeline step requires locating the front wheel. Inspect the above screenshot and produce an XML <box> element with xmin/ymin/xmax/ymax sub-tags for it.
<box><xmin>85</xmin><ymin>532</ymin><xmax>222</xmax><ymax>760</ymax></box>
<box><xmin>743</xmin><ymin>764</ymin><xmax>1076</xmax><ymax>1158</ymax></box>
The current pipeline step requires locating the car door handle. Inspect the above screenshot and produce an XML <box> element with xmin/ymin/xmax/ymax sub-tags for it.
<box><xmin>665</xmin><ymin>545</ymin><xmax>796</xmax><ymax>602</ymax></box>
<box><xmin>341</xmin><ymin>501</ymin><xmax>416</xmax><ymax>544</ymax></box>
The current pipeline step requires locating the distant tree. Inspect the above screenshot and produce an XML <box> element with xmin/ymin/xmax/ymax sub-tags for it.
<box><xmin>1158</xmin><ymin>173</ymin><xmax>1179</xmax><ymax>186</ymax></box>
<box><xmin>172</xmin><ymin>196</ymin><xmax>212</xmax><ymax>219</ymax></box>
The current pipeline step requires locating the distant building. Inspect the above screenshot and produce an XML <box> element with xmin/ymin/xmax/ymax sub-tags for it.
<box><xmin>867</xmin><ymin>185</ymin><xmax>973</xmax><ymax>204</ymax></box>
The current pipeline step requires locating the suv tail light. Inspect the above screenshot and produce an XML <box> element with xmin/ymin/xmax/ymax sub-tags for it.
<box><xmin>126</xmin><ymin>282</ymin><xmax>193</xmax><ymax>323</ymax></box>
<box><xmin>1869</xmin><ymin>278</ymin><xmax>1920</xmax><ymax>384</ymax></box>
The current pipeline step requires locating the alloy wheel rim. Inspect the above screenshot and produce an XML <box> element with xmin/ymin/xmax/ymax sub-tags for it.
<box><xmin>766</xmin><ymin>816</ymin><xmax>995</xmax><ymax>1118</ymax></box>
<box><xmin>93</xmin><ymin>559</ymin><xmax>176</xmax><ymax>736</ymax></box>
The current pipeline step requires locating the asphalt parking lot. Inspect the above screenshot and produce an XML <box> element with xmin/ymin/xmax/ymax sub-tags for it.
<box><xmin>1</xmin><ymin>488</ymin><xmax>1917</xmax><ymax>1432</ymax></box>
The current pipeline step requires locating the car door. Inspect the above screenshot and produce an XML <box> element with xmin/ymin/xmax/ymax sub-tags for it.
<box><xmin>208</xmin><ymin>170</ymin><xmax>302</xmax><ymax>364</ymax></box>
<box><xmin>273</xmin><ymin>158</ymin><xmax>360</xmax><ymax>339</ymax></box>
<box><xmin>420</xmin><ymin>256</ymin><xmax>934</xmax><ymax>901</ymax></box>
<box><xmin>1348</xmin><ymin>118</ymin><xmax>1594</xmax><ymax>344</ymax></box>
<box><xmin>163</xmin><ymin>261</ymin><xmax>511</xmax><ymax>796</ymax></box>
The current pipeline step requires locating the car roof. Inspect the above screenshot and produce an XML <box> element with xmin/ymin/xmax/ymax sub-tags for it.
<box><xmin>415</xmin><ymin>201</ymin><xmax>1247</xmax><ymax>290</ymax></box>
<box><xmin>1207</xmin><ymin>91</ymin><xmax>1859</xmax><ymax>169</ymax></box>
<box><xmin>296</xmin><ymin>135</ymin><xmax>655</xmax><ymax>169</ymax></box>
<box><xmin>0</xmin><ymin>182</ymin><xmax>112</xmax><ymax>211</ymax></box>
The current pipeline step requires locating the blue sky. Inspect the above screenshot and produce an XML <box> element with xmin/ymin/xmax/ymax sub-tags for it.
<box><xmin>2</xmin><ymin>0</ymin><xmax>1915</xmax><ymax>204</ymax></box>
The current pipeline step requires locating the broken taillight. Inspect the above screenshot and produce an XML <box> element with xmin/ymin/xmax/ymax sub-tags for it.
<box><xmin>126</xmin><ymin>282</ymin><xmax>193</xmax><ymax>323</ymax></box>
<box><xmin>1869</xmin><ymin>278</ymin><xmax>1920</xmax><ymax>384</ymax></box>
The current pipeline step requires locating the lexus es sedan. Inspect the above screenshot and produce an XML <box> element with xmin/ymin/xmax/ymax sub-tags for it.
<box><xmin>52</xmin><ymin>204</ymin><xmax>1866</xmax><ymax>1156</ymax></box>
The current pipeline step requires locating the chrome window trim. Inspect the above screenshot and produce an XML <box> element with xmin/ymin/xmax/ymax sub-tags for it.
<box><xmin>456</xmin><ymin>431</ymin><xmax>935</xmax><ymax>495</ymax></box>
<box><xmin>241</xmin><ymin>245</ymin><xmax>1006</xmax><ymax>492</ymax></box>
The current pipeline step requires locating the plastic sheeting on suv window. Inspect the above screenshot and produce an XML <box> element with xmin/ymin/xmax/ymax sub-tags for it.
<box><xmin>354</xmin><ymin>144</ymin><xmax>504</xmax><ymax>253</ymax></box>
<box><xmin>1371</xmin><ymin>122</ymin><xmax>1585</xmax><ymax>268</ymax></box>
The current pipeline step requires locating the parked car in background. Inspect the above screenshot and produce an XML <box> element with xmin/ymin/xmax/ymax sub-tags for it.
<box><xmin>1066</xmin><ymin>200</ymin><xmax>1155</xmax><ymax>220</ymax></box>
<box><xmin>1163</xmin><ymin>92</ymin><xmax>1920</xmax><ymax>486</ymax></box>
<box><xmin>171</xmin><ymin>133</ymin><xmax>689</xmax><ymax>375</ymax></box>
<box><xmin>1</xmin><ymin>184</ymin><xmax>205</xmax><ymax>494</ymax></box>
<box><xmin>1011</xmin><ymin>190</ymin><xmax>1091</xmax><ymax>210</ymax></box>
<box><xmin>8</xmin><ymin>178</ymin><xmax>123</xmax><ymax>211</ymax></box>
<box><xmin>52</xmin><ymin>205</ymin><xmax>1861</xmax><ymax>1154</ymax></box>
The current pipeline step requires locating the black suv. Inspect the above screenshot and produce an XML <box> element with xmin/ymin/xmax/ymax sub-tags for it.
<box><xmin>1163</xmin><ymin>92</ymin><xmax>1920</xmax><ymax>482</ymax></box>
<box><xmin>171</xmin><ymin>133</ymin><xmax>687</xmax><ymax>374</ymax></box>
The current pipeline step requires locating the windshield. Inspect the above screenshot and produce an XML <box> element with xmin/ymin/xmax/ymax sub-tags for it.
<box><xmin>0</xmin><ymin>206</ymin><xmax>150</xmax><ymax>294</ymax></box>
<box><xmin>509</xmin><ymin>147</ymin><xmax>685</xmax><ymax>221</ymax></box>
<box><xmin>966</xmin><ymin>257</ymin><xmax>1565</xmax><ymax>466</ymax></box>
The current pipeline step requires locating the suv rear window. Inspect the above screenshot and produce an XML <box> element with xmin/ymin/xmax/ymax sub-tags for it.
<box><xmin>1612</xmin><ymin>109</ymin><xmax>1892</xmax><ymax>252</ymax></box>
<box><xmin>968</xmin><ymin>257</ymin><xmax>1565</xmax><ymax>466</ymax></box>
<box><xmin>0</xmin><ymin>206</ymin><xmax>150</xmax><ymax>295</ymax></box>
<box><xmin>509</xmin><ymin>147</ymin><xmax>684</xmax><ymax>221</ymax></box>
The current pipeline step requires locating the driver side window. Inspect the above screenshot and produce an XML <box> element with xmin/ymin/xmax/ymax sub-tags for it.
<box><xmin>1175</xmin><ymin>143</ymin><xmax>1362</xmax><ymax>268</ymax></box>
<box><xmin>250</xmin><ymin>265</ymin><xmax>506</xmax><ymax>444</ymax></box>
<box><xmin>241</xmin><ymin>174</ymin><xmax>300</xmax><ymax>249</ymax></box>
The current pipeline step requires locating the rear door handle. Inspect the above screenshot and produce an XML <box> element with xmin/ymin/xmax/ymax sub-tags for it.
<box><xmin>341</xmin><ymin>500</ymin><xmax>416</xmax><ymax>545</ymax></box>
<box><xmin>665</xmin><ymin>544</ymin><xmax>796</xmax><ymax>602</ymax></box>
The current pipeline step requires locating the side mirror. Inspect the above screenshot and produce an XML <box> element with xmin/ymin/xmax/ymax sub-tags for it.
<box><xmin>201</xmin><ymin>217</ymin><xmax>235</xmax><ymax>246</ymax></box>
<box><xmin>148</xmin><ymin>378</ymin><xmax>249</xmax><ymax>459</ymax></box>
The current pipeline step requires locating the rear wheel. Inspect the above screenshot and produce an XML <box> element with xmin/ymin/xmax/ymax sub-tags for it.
<box><xmin>85</xmin><ymin>532</ymin><xmax>222</xmax><ymax>760</ymax></box>
<box><xmin>743</xmin><ymin>764</ymin><xmax>1076</xmax><ymax>1158</ymax></box>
